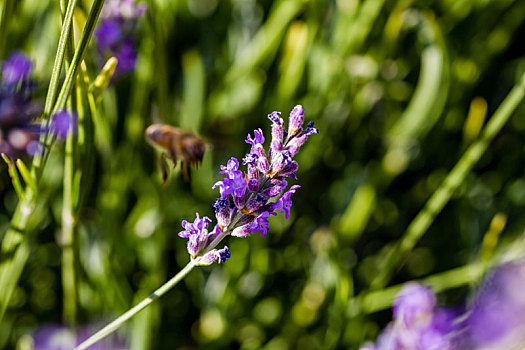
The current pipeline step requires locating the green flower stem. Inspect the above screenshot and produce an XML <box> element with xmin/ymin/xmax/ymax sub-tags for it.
<box><xmin>74</xmin><ymin>259</ymin><xmax>198</xmax><ymax>350</ymax></box>
<box><xmin>60</xmin><ymin>0</ymin><xmax>78</xmax><ymax>325</ymax></box>
<box><xmin>61</xmin><ymin>112</ymin><xmax>77</xmax><ymax>324</ymax></box>
<box><xmin>35</xmin><ymin>0</ymin><xmax>105</xmax><ymax>179</ymax></box>
<box><xmin>353</xmin><ymin>262</ymin><xmax>486</xmax><ymax>315</ymax></box>
<box><xmin>42</xmin><ymin>0</ymin><xmax>78</xmax><ymax>118</ymax></box>
<box><xmin>370</xmin><ymin>72</ymin><xmax>525</xmax><ymax>290</ymax></box>
<box><xmin>0</xmin><ymin>188</ymin><xmax>36</xmax><ymax>320</ymax></box>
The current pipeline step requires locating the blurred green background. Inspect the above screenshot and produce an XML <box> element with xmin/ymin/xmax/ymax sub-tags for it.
<box><xmin>2</xmin><ymin>0</ymin><xmax>525</xmax><ymax>348</ymax></box>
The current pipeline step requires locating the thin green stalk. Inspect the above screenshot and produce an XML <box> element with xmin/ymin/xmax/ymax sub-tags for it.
<box><xmin>61</xmin><ymin>111</ymin><xmax>77</xmax><ymax>324</ymax></box>
<box><xmin>354</xmin><ymin>262</ymin><xmax>486</xmax><ymax>315</ymax></box>
<box><xmin>60</xmin><ymin>0</ymin><xmax>78</xmax><ymax>325</ymax></box>
<box><xmin>75</xmin><ymin>259</ymin><xmax>198</xmax><ymax>350</ymax></box>
<box><xmin>53</xmin><ymin>0</ymin><xmax>104</xmax><ymax>114</ymax></box>
<box><xmin>0</xmin><ymin>188</ymin><xmax>35</xmax><ymax>320</ymax></box>
<box><xmin>37</xmin><ymin>0</ymin><xmax>105</xmax><ymax>178</ymax></box>
<box><xmin>370</xmin><ymin>72</ymin><xmax>525</xmax><ymax>290</ymax></box>
<box><xmin>43</xmin><ymin>0</ymin><xmax>77</xmax><ymax>117</ymax></box>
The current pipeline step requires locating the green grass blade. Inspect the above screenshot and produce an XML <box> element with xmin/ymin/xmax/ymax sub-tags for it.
<box><xmin>370</xmin><ymin>72</ymin><xmax>525</xmax><ymax>290</ymax></box>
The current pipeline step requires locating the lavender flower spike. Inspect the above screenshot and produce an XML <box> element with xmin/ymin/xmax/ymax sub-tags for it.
<box><xmin>1</xmin><ymin>51</ymin><xmax>33</xmax><ymax>85</ymax></box>
<box><xmin>177</xmin><ymin>105</ymin><xmax>318</xmax><ymax>265</ymax></box>
<box><xmin>94</xmin><ymin>0</ymin><xmax>146</xmax><ymax>77</ymax></box>
<box><xmin>0</xmin><ymin>51</ymin><xmax>42</xmax><ymax>157</ymax></box>
<box><xmin>360</xmin><ymin>282</ymin><xmax>453</xmax><ymax>350</ymax></box>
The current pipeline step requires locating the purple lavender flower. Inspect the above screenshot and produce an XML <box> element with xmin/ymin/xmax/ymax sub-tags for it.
<box><xmin>1</xmin><ymin>51</ymin><xmax>33</xmax><ymax>85</ymax></box>
<box><xmin>94</xmin><ymin>0</ymin><xmax>146</xmax><ymax>77</ymax></box>
<box><xmin>393</xmin><ymin>282</ymin><xmax>436</xmax><ymax>327</ymax></box>
<box><xmin>462</xmin><ymin>258</ymin><xmax>525</xmax><ymax>349</ymax></box>
<box><xmin>178</xmin><ymin>213</ymin><xmax>215</xmax><ymax>257</ymax></box>
<box><xmin>360</xmin><ymin>283</ymin><xmax>455</xmax><ymax>350</ymax></box>
<box><xmin>177</xmin><ymin>105</ymin><xmax>318</xmax><ymax>264</ymax></box>
<box><xmin>31</xmin><ymin>323</ymin><xmax>129</xmax><ymax>349</ymax></box>
<box><xmin>51</xmin><ymin>110</ymin><xmax>77</xmax><ymax>139</ymax></box>
<box><xmin>0</xmin><ymin>52</ymin><xmax>42</xmax><ymax>157</ymax></box>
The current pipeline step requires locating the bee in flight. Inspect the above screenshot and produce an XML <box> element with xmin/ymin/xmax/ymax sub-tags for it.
<box><xmin>145</xmin><ymin>124</ymin><xmax>206</xmax><ymax>182</ymax></box>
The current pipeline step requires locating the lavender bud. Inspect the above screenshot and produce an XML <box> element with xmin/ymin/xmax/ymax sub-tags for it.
<box><xmin>246</xmin><ymin>163</ymin><xmax>259</xmax><ymax>182</ymax></box>
<box><xmin>199</xmin><ymin>246</ymin><xmax>231</xmax><ymax>265</ymax></box>
<box><xmin>288</xmin><ymin>105</ymin><xmax>304</xmax><ymax>137</ymax></box>
<box><xmin>269</xmin><ymin>150</ymin><xmax>293</xmax><ymax>177</ymax></box>
<box><xmin>280</xmin><ymin>161</ymin><xmax>298</xmax><ymax>179</ymax></box>
<box><xmin>262</xmin><ymin>178</ymin><xmax>288</xmax><ymax>198</ymax></box>
<box><xmin>213</xmin><ymin>198</ymin><xmax>232</xmax><ymax>229</ymax></box>
<box><xmin>257</xmin><ymin>156</ymin><xmax>270</xmax><ymax>174</ymax></box>
<box><xmin>286</xmin><ymin>134</ymin><xmax>307</xmax><ymax>157</ymax></box>
<box><xmin>252</xmin><ymin>143</ymin><xmax>266</xmax><ymax>158</ymax></box>
<box><xmin>231</xmin><ymin>224</ymin><xmax>252</xmax><ymax>237</ymax></box>
<box><xmin>245</xmin><ymin>193</ymin><xmax>267</xmax><ymax>213</ymax></box>
<box><xmin>270</xmin><ymin>116</ymin><xmax>284</xmax><ymax>153</ymax></box>
<box><xmin>248</xmin><ymin>179</ymin><xmax>259</xmax><ymax>192</ymax></box>
<box><xmin>233</xmin><ymin>194</ymin><xmax>245</xmax><ymax>209</ymax></box>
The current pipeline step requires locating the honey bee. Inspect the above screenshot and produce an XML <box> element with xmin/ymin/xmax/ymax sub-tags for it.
<box><xmin>145</xmin><ymin>124</ymin><xmax>206</xmax><ymax>182</ymax></box>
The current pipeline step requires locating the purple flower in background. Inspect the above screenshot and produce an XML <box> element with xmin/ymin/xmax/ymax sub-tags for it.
<box><xmin>360</xmin><ymin>259</ymin><xmax>525</xmax><ymax>350</ymax></box>
<box><xmin>51</xmin><ymin>110</ymin><xmax>77</xmax><ymax>139</ymax></box>
<box><xmin>94</xmin><ymin>20</ymin><xmax>122</xmax><ymax>51</ymax></box>
<box><xmin>360</xmin><ymin>283</ymin><xmax>455</xmax><ymax>350</ymax></box>
<box><xmin>178</xmin><ymin>105</ymin><xmax>318</xmax><ymax>265</ymax></box>
<box><xmin>1</xmin><ymin>51</ymin><xmax>33</xmax><ymax>85</ymax></box>
<box><xmin>0</xmin><ymin>52</ymin><xmax>42</xmax><ymax>158</ymax></box>
<box><xmin>393</xmin><ymin>282</ymin><xmax>436</xmax><ymax>327</ymax></box>
<box><xmin>462</xmin><ymin>258</ymin><xmax>525</xmax><ymax>349</ymax></box>
<box><xmin>31</xmin><ymin>323</ymin><xmax>128</xmax><ymax>349</ymax></box>
<box><xmin>94</xmin><ymin>0</ymin><xmax>146</xmax><ymax>77</ymax></box>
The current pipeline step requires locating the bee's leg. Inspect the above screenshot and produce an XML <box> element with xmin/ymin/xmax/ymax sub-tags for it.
<box><xmin>181</xmin><ymin>162</ymin><xmax>191</xmax><ymax>182</ymax></box>
<box><xmin>160</xmin><ymin>152</ymin><xmax>172</xmax><ymax>184</ymax></box>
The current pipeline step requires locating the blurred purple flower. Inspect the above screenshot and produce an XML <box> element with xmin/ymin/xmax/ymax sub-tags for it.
<box><xmin>1</xmin><ymin>51</ymin><xmax>33</xmax><ymax>85</ymax></box>
<box><xmin>178</xmin><ymin>105</ymin><xmax>318</xmax><ymax>264</ymax></box>
<box><xmin>51</xmin><ymin>110</ymin><xmax>77</xmax><ymax>139</ymax></box>
<box><xmin>94</xmin><ymin>20</ymin><xmax>122</xmax><ymax>51</ymax></box>
<box><xmin>463</xmin><ymin>258</ymin><xmax>525</xmax><ymax>349</ymax></box>
<box><xmin>393</xmin><ymin>282</ymin><xmax>436</xmax><ymax>327</ymax></box>
<box><xmin>0</xmin><ymin>52</ymin><xmax>42</xmax><ymax>158</ymax></box>
<box><xmin>360</xmin><ymin>283</ymin><xmax>455</xmax><ymax>350</ymax></box>
<box><xmin>360</xmin><ymin>259</ymin><xmax>525</xmax><ymax>350</ymax></box>
<box><xmin>31</xmin><ymin>323</ymin><xmax>129</xmax><ymax>349</ymax></box>
<box><xmin>94</xmin><ymin>0</ymin><xmax>146</xmax><ymax>77</ymax></box>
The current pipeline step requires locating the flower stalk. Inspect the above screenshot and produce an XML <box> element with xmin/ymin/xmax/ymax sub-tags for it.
<box><xmin>74</xmin><ymin>259</ymin><xmax>198</xmax><ymax>350</ymax></box>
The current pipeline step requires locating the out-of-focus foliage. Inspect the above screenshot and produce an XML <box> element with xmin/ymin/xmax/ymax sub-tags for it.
<box><xmin>1</xmin><ymin>0</ymin><xmax>525</xmax><ymax>349</ymax></box>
